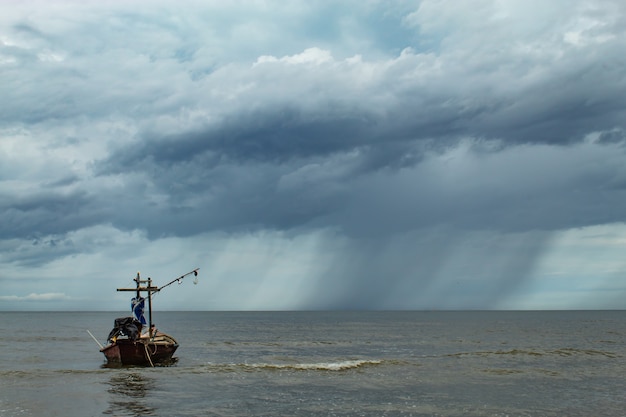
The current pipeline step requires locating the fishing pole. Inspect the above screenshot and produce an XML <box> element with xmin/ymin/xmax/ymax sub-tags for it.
<box><xmin>155</xmin><ymin>268</ymin><xmax>200</xmax><ymax>292</ymax></box>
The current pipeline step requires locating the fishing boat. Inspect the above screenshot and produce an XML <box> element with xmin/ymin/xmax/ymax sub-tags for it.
<box><xmin>97</xmin><ymin>268</ymin><xmax>199</xmax><ymax>366</ymax></box>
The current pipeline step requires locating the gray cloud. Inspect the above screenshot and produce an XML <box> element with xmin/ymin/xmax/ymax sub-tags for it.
<box><xmin>1</xmin><ymin>0</ymin><xmax>626</xmax><ymax>309</ymax></box>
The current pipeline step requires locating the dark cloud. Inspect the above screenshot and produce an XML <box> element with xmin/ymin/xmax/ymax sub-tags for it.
<box><xmin>100</xmin><ymin>109</ymin><xmax>380</xmax><ymax>169</ymax></box>
<box><xmin>598</xmin><ymin>129</ymin><xmax>626</xmax><ymax>145</ymax></box>
<box><xmin>95</xmin><ymin>43</ymin><xmax>626</xmax><ymax>181</ymax></box>
<box><xmin>0</xmin><ymin>190</ymin><xmax>96</xmax><ymax>239</ymax></box>
<box><xmin>85</xmin><ymin>132</ymin><xmax>626</xmax><ymax>245</ymax></box>
<box><xmin>86</xmin><ymin>59</ymin><xmax>626</xmax><ymax>239</ymax></box>
<box><xmin>2</xmin><ymin>1</ymin><xmax>626</xmax><ymax>309</ymax></box>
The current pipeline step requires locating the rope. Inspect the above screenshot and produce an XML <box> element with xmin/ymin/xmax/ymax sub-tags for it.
<box><xmin>143</xmin><ymin>342</ymin><xmax>154</xmax><ymax>367</ymax></box>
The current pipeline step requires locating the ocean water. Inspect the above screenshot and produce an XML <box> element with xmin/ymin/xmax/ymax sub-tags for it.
<box><xmin>0</xmin><ymin>310</ymin><xmax>624</xmax><ymax>416</ymax></box>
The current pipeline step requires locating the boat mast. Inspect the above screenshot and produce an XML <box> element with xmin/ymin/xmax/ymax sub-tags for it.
<box><xmin>147</xmin><ymin>276</ymin><xmax>154</xmax><ymax>338</ymax></box>
<box><xmin>135</xmin><ymin>272</ymin><xmax>141</xmax><ymax>301</ymax></box>
<box><xmin>119</xmin><ymin>272</ymin><xmax>157</xmax><ymax>338</ymax></box>
<box><xmin>117</xmin><ymin>268</ymin><xmax>199</xmax><ymax>339</ymax></box>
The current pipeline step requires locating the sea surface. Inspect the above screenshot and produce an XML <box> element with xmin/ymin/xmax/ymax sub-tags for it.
<box><xmin>0</xmin><ymin>310</ymin><xmax>624</xmax><ymax>416</ymax></box>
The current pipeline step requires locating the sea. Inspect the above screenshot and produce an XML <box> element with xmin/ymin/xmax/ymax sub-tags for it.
<box><xmin>0</xmin><ymin>310</ymin><xmax>624</xmax><ymax>417</ymax></box>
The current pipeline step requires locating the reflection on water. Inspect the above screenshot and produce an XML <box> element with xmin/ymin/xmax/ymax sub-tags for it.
<box><xmin>101</xmin><ymin>357</ymin><xmax>178</xmax><ymax>369</ymax></box>
<box><xmin>104</xmin><ymin>372</ymin><xmax>155</xmax><ymax>416</ymax></box>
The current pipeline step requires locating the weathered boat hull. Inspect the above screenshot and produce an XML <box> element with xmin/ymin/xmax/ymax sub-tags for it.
<box><xmin>101</xmin><ymin>334</ymin><xmax>178</xmax><ymax>366</ymax></box>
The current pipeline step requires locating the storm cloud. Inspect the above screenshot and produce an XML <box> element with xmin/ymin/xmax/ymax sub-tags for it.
<box><xmin>1</xmin><ymin>0</ymin><xmax>625</xmax><ymax>310</ymax></box>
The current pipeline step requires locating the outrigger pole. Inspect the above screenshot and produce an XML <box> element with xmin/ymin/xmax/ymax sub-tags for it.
<box><xmin>156</xmin><ymin>268</ymin><xmax>200</xmax><ymax>292</ymax></box>
<box><xmin>117</xmin><ymin>268</ymin><xmax>200</xmax><ymax>338</ymax></box>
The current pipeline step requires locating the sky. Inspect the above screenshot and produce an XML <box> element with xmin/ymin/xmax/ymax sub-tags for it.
<box><xmin>1</xmin><ymin>0</ymin><xmax>625</xmax><ymax>311</ymax></box>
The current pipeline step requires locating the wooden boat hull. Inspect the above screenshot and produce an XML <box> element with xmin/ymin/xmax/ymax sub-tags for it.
<box><xmin>101</xmin><ymin>334</ymin><xmax>178</xmax><ymax>366</ymax></box>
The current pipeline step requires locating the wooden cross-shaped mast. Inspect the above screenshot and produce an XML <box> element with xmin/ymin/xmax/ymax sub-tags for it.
<box><xmin>117</xmin><ymin>272</ymin><xmax>158</xmax><ymax>337</ymax></box>
<box><xmin>117</xmin><ymin>268</ymin><xmax>199</xmax><ymax>338</ymax></box>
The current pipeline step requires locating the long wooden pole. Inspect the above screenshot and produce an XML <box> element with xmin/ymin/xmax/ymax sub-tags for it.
<box><xmin>135</xmin><ymin>272</ymin><xmax>141</xmax><ymax>300</ymax></box>
<box><xmin>86</xmin><ymin>329</ymin><xmax>104</xmax><ymax>349</ymax></box>
<box><xmin>156</xmin><ymin>268</ymin><xmax>200</xmax><ymax>292</ymax></box>
<box><xmin>148</xmin><ymin>277</ymin><xmax>153</xmax><ymax>338</ymax></box>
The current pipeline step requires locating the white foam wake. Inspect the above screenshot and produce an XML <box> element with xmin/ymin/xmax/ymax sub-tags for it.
<box><xmin>244</xmin><ymin>359</ymin><xmax>382</xmax><ymax>371</ymax></box>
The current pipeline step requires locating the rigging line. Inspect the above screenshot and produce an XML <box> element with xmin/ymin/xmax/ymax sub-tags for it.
<box><xmin>144</xmin><ymin>342</ymin><xmax>154</xmax><ymax>367</ymax></box>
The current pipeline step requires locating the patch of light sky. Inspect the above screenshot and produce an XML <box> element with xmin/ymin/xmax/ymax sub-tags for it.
<box><xmin>502</xmin><ymin>224</ymin><xmax>626</xmax><ymax>310</ymax></box>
